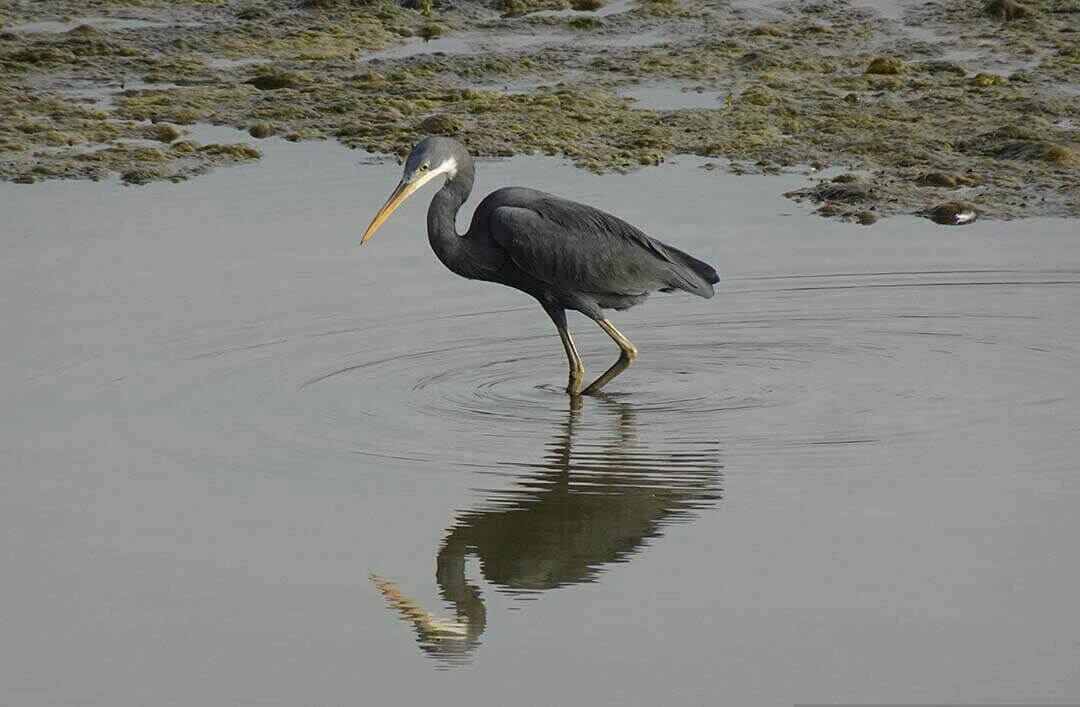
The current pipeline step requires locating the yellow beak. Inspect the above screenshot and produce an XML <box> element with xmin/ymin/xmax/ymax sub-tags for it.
<box><xmin>361</xmin><ymin>178</ymin><xmax>421</xmax><ymax>245</ymax></box>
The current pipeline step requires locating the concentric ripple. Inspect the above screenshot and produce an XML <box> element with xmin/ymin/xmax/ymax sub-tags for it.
<box><xmin>295</xmin><ymin>268</ymin><xmax>1080</xmax><ymax>474</ymax></box>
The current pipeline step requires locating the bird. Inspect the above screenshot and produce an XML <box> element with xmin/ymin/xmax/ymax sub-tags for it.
<box><xmin>361</xmin><ymin>136</ymin><xmax>719</xmax><ymax>396</ymax></box>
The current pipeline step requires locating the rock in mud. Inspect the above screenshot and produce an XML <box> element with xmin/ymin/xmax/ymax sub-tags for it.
<box><xmin>249</xmin><ymin>122</ymin><xmax>274</xmax><ymax>139</ymax></box>
<box><xmin>925</xmin><ymin>201</ymin><xmax>978</xmax><ymax>225</ymax></box>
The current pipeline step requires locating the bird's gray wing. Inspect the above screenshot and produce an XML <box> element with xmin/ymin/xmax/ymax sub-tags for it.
<box><xmin>488</xmin><ymin>195</ymin><xmax>705</xmax><ymax>296</ymax></box>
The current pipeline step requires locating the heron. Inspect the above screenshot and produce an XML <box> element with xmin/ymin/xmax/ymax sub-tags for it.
<box><xmin>361</xmin><ymin>136</ymin><xmax>719</xmax><ymax>396</ymax></box>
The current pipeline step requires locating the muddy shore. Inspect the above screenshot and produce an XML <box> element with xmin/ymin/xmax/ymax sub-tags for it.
<box><xmin>1</xmin><ymin>0</ymin><xmax>1078</xmax><ymax>221</ymax></box>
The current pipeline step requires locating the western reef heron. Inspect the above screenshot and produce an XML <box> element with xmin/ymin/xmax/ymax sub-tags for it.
<box><xmin>361</xmin><ymin>136</ymin><xmax>719</xmax><ymax>396</ymax></box>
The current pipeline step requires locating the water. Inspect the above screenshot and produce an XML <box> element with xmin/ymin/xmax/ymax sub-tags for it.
<box><xmin>3</xmin><ymin>136</ymin><xmax>1079</xmax><ymax>705</ymax></box>
<box><xmin>619</xmin><ymin>83</ymin><xmax>727</xmax><ymax>109</ymax></box>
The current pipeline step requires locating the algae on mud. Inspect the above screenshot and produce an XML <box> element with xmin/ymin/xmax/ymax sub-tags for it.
<box><xmin>0</xmin><ymin>0</ymin><xmax>1078</xmax><ymax>219</ymax></box>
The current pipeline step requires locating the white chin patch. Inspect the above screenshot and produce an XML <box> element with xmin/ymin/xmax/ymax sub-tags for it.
<box><xmin>441</xmin><ymin>157</ymin><xmax>458</xmax><ymax>180</ymax></box>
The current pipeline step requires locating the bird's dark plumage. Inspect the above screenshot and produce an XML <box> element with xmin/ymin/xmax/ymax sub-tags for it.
<box><xmin>483</xmin><ymin>187</ymin><xmax>717</xmax><ymax>315</ymax></box>
<box><xmin>362</xmin><ymin>136</ymin><xmax>719</xmax><ymax>395</ymax></box>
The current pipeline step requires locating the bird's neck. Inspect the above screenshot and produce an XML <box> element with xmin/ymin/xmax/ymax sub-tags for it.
<box><xmin>427</xmin><ymin>171</ymin><xmax>473</xmax><ymax>266</ymax></box>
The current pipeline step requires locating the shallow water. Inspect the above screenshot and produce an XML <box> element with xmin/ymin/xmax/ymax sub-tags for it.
<box><xmin>620</xmin><ymin>83</ymin><xmax>727</xmax><ymax>109</ymax></box>
<box><xmin>3</xmin><ymin>135</ymin><xmax>1080</xmax><ymax>705</ymax></box>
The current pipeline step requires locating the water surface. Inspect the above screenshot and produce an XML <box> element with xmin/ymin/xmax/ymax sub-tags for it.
<box><xmin>2</xmin><ymin>137</ymin><xmax>1079</xmax><ymax>705</ymax></box>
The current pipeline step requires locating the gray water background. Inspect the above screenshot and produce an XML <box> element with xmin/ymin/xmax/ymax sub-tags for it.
<box><xmin>3</xmin><ymin>132</ymin><xmax>1079</xmax><ymax>705</ymax></box>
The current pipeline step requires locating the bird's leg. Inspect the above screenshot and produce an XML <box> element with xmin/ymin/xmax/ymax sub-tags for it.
<box><xmin>546</xmin><ymin>307</ymin><xmax>585</xmax><ymax>396</ymax></box>
<box><xmin>557</xmin><ymin>326</ymin><xmax>586</xmax><ymax>397</ymax></box>
<box><xmin>582</xmin><ymin>319</ymin><xmax>638</xmax><ymax>395</ymax></box>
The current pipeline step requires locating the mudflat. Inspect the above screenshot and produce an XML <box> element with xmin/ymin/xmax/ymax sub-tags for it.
<box><xmin>1</xmin><ymin>0</ymin><xmax>1078</xmax><ymax>220</ymax></box>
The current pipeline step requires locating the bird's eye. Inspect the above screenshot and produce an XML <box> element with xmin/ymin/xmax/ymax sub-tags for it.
<box><xmin>419</xmin><ymin>163</ymin><xmax>430</xmax><ymax>172</ymax></box>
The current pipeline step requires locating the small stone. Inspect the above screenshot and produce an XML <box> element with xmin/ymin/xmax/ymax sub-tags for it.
<box><xmin>927</xmin><ymin>201</ymin><xmax>978</xmax><ymax>225</ymax></box>
<box><xmin>248</xmin><ymin>122</ymin><xmax>274</xmax><ymax>139</ymax></box>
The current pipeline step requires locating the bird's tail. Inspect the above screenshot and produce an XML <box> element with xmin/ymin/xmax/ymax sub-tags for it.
<box><xmin>662</xmin><ymin>244</ymin><xmax>719</xmax><ymax>298</ymax></box>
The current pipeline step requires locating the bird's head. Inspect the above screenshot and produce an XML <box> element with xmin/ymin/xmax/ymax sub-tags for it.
<box><xmin>361</xmin><ymin>136</ymin><xmax>465</xmax><ymax>244</ymax></box>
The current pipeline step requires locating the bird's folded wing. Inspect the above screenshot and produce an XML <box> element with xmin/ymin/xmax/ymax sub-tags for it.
<box><xmin>488</xmin><ymin>197</ymin><xmax>679</xmax><ymax>296</ymax></box>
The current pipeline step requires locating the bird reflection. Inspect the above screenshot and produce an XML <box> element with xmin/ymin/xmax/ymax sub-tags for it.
<box><xmin>372</xmin><ymin>397</ymin><xmax>722</xmax><ymax>665</ymax></box>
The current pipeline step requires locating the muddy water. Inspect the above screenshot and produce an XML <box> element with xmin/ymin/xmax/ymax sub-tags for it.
<box><xmin>3</xmin><ymin>134</ymin><xmax>1079</xmax><ymax>705</ymax></box>
<box><xmin>620</xmin><ymin>83</ymin><xmax>728</xmax><ymax>109</ymax></box>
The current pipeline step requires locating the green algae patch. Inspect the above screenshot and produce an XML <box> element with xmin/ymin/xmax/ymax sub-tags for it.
<box><xmin>500</xmin><ymin>0</ymin><xmax>569</xmax><ymax>16</ymax></box>
<box><xmin>418</xmin><ymin>23</ymin><xmax>447</xmax><ymax>40</ymax></box>
<box><xmin>567</xmin><ymin>17</ymin><xmax>599</xmax><ymax>29</ymax></box>
<box><xmin>865</xmin><ymin>56</ymin><xmax>904</xmax><ymax>75</ymax></box>
<box><xmin>971</xmin><ymin>72</ymin><xmax>1007</xmax><ymax>86</ymax></box>
<box><xmin>418</xmin><ymin>113</ymin><xmax>463</xmax><ymax>136</ymax></box>
<box><xmin>149</xmin><ymin>123</ymin><xmax>183</xmax><ymax>143</ymax></box>
<box><xmin>199</xmin><ymin>143</ymin><xmax>261</xmax><ymax>160</ymax></box>
<box><xmin>961</xmin><ymin>125</ymin><xmax>1080</xmax><ymax>167</ymax></box>
<box><xmin>171</xmin><ymin>140</ymin><xmax>198</xmax><ymax>154</ymax></box>
<box><xmin>1043</xmin><ymin>143</ymin><xmax>1080</xmax><ymax>167</ymax></box>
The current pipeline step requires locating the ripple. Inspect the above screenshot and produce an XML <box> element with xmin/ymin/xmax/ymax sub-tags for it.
<box><xmin>294</xmin><ymin>268</ymin><xmax>1080</xmax><ymax>469</ymax></box>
